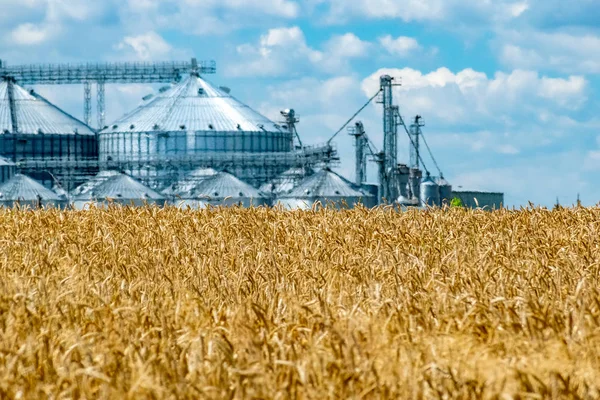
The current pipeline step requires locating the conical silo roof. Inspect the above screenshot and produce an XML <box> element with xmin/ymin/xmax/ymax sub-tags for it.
<box><xmin>0</xmin><ymin>174</ymin><xmax>62</xmax><ymax>201</ymax></box>
<box><xmin>0</xmin><ymin>81</ymin><xmax>94</xmax><ymax>135</ymax></box>
<box><xmin>76</xmin><ymin>173</ymin><xmax>164</xmax><ymax>201</ymax></box>
<box><xmin>182</xmin><ymin>171</ymin><xmax>264</xmax><ymax>200</ymax></box>
<box><xmin>162</xmin><ymin>167</ymin><xmax>218</xmax><ymax>197</ymax></box>
<box><xmin>103</xmin><ymin>74</ymin><xmax>285</xmax><ymax>134</ymax></box>
<box><xmin>0</xmin><ymin>156</ymin><xmax>15</xmax><ymax>166</ymax></box>
<box><xmin>259</xmin><ymin>167</ymin><xmax>314</xmax><ymax>196</ymax></box>
<box><xmin>71</xmin><ymin>170</ymin><xmax>122</xmax><ymax>196</ymax></box>
<box><xmin>279</xmin><ymin>168</ymin><xmax>365</xmax><ymax>199</ymax></box>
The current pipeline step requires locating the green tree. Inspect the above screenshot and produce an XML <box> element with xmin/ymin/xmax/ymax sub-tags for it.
<box><xmin>450</xmin><ymin>197</ymin><xmax>464</xmax><ymax>208</ymax></box>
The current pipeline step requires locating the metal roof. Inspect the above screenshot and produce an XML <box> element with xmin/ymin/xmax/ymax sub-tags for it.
<box><xmin>259</xmin><ymin>167</ymin><xmax>313</xmax><ymax>196</ymax></box>
<box><xmin>179</xmin><ymin>171</ymin><xmax>265</xmax><ymax>200</ymax></box>
<box><xmin>0</xmin><ymin>174</ymin><xmax>62</xmax><ymax>201</ymax></box>
<box><xmin>0</xmin><ymin>156</ymin><xmax>15</xmax><ymax>166</ymax></box>
<box><xmin>103</xmin><ymin>74</ymin><xmax>285</xmax><ymax>134</ymax></box>
<box><xmin>279</xmin><ymin>168</ymin><xmax>366</xmax><ymax>199</ymax></box>
<box><xmin>75</xmin><ymin>172</ymin><xmax>164</xmax><ymax>201</ymax></box>
<box><xmin>70</xmin><ymin>170</ymin><xmax>122</xmax><ymax>196</ymax></box>
<box><xmin>0</xmin><ymin>81</ymin><xmax>95</xmax><ymax>135</ymax></box>
<box><xmin>162</xmin><ymin>167</ymin><xmax>218</xmax><ymax>197</ymax></box>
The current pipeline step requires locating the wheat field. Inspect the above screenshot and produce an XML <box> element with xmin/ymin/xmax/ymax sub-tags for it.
<box><xmin>0</xmin><ymin>205</ymin><xmax>599</xmax><ymax>399</ymax></box>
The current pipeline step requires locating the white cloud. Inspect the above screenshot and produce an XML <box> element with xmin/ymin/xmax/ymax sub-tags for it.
<box><xmin>118</xmin><ymin>0</ymin><xmax>300</xmax><ymax>36</ymax></box>
<box><xmin>499</xmin><ymin>30</ymin><xmax>600</xmax><ymax>74</ymax></box>
<box><xmin>9</xmin><ymin>23</ymin><xmax>56</xmax><ymax>45</ymax></box>
<box><xmin>227</xmin><ymin>27</ymin><xmax>370</xmax><ymax>77</ymax></box>
<box><xmin>115</xmin><ymin>31</ymin><xmax>174</xmax><ymax>61</ymax></box>
<box><xmin>379</xmin><ymin>35</ymin><xmax>421</xmax><ymax>57</ymax></box>
<box><xmin>324</xmin><ymin>33</ymin><xmax>371</xmax><ymax>58</ymax></box>
<box><xmin>360</xmin><ymin>67</ymin><xmax>588</xmax><ymax>126</ymax></box>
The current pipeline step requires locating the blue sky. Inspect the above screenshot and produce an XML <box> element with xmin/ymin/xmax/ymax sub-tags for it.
<box><xmin>1</xmin><ymin>0</ymin><xmax>599</xmax><ymax>207</ymax></box>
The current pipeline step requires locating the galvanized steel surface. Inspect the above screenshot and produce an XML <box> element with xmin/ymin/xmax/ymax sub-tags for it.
<box><xmin>162</xmin><ymin>167</ymin><xmax>218</xmax><ymax>197</ymax></box>
<box><xmin>102</xmin><ymin>74</ymin><xmax>287</xmax><ymax>135</ymax></box>
<box><xmin>420</xmin><ymin>174</ymin><xmax>440</xmax><ymax>207</ymax></box>
<box><xmin>0</xmin><ymin>173</ymin><xmax>63</xmax><ymax>202</ymax></box>
<box><xmin>277</xmin><ymin>168</ymin><xmax>375</xmax><ymax>209</ymax></box>
<box><xmin>0</xmin><ymin>81</ymin><xmax>94</xmax><ymax>135</ymax></box>
<box><xmin>280</xmin><ymin>168</ymin><xmax>366</xmax><ymax>199</ymax></box>
<box><xmin>75</xmin><ymin>173</ymin><xmax>164</xmax><ymax>201</ymax></box>
<box><xmin>177</xmin><ymin>171</ymin><xmax>265</xmax><ymax>201</ymax></box>
<box><xmin>70</xmin><ymin>170</ymin><xmax>121</xmax><ymax>196</ymax></box>
<box><xmin>437</xmin><ymin>176</ymin><xmax>452</xmax><ymax>206</ymax></box>
<box><xmin>259</xmin><ymin>167</ymin><xmax>313</xmax><ymax>196</ymax></box>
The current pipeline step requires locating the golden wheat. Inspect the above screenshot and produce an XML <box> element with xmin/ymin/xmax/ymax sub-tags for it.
<box><xmin>0</xmin><ymin>205</ymin><xmax>599</xmax><ymax>399</ymax></box>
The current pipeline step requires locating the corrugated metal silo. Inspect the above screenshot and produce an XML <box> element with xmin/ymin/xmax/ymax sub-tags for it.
<box><xmin>162</xmin><ymin>167</ymin><xmax>218</xmax><ymax>200</ymax></box>
<box><xmin>409</xmin><ymin>168</ymin><xmax>422</xmax><ymax>201</ymax></box>
<box><xmin>170</xmin><ymin>171</ymin><xmax>269</xmax><ymax>209</ymax></box>
<box><xmin>0</xmin><ymin>156</ymin><xmax>16</xmax><ymax>183</ymax></box>
<box><xmin>0</xmin><ymin>80</ymin><xmax>98</xmax><ymax>190</ymax></box>
<box><xmin>259</xmin><ymin>167</ymin><xmax>313</xmax><ymax>197</ymax></box>
<box><xmin>276</xmin><ymin>168</ymin><xmax>376</xmax><ymax>210</ymax></box>
<box><xmin>437</xmin><ymin>176</ymin><xmax>452</xmax><ymax>206</ymax></box>
<box><xmin>71</xmin><ymin>170</ymin><xmax>121</xmax><ymax>197</ymax></box>
<box><xmin>0</xmin><ymin>174</ymin><xmax>66</xmax><ymax>208</ymax></box>
<box><xmin>99</xmin><ymin>73</ymin><xmax>293</xmax><ymax>189</ymax></box>
<box><xmin>420</xmin><ymin>173</ymin><xmax>440</xmax><ymax>207</ymax></box>
<box><xmin>72</xmin><ymin>172</ymin><xmax>166</xmax><ymax>209</ymax></box>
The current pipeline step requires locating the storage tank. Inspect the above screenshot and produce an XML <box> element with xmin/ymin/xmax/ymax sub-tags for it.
<box><xmin>276</xmin><ymin>168</ymin><xmax>376</xmax><ymax>210</ymax></box>
<box><xmin>420</xmin><ymin>173</ymin><xmax>440</xmax><ymax>207</ymax></box>
<box><xmin>0</xmin><ymin>174</ymin><xmax>66</xmax><ymax>209</ymax></box>
<box><xmin>99</xmin><ymin>73</ymin><xmax>293</xmax><ymax>189</ymax></box>
<box><xmin>0</xmin><ymin>156</ymin><xmax>16</xmax><ymax>183</ymax></box>
<box><xmin>259</xmin><ymin>167</ymin><xmax>313</xmax><ymax>197</ymax></box>
<box><xmin>437</xmin><ymin>176</ymin><xmax>452</xmax><ymax>206</ymax></box>
<box><xmin>408</xmin><ymin>168</ymin><xmax>422</xmax><ymax>202</ymax></box>
<box><xmin>70</xmin><ymin>170</ymin><xmax>122</xmax><ymax>197</ymax></box>
<box><xmin>0</xmin><ymin>80</ymin><xmax>98</xmax><ymax>190</ymax></box>
<box><xmin>170</xmin><ymin>171</ymin><xmax>269</xmax><ymax>209</ymax></box>
<box><xmin>162</xmin><ymin>167</ymin><xmax>218</xmax><ymax>200</ymax></box>
<box><xmin>72</xmin><ymin>172</ymin><xmax>166</xmax><ymax>209</ymax></box>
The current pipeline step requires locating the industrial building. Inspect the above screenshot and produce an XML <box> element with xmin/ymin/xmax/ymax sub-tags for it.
<box><xmin>72</xmin><ymin>172</ymin><xmax>165</xmax><ymax>209</ymax></box>
<box><xmin>169</xmin><ymin>170</ymin><xmax>269</xmax><ymax>209</ymax></box>
<box><xmin>0</xmin><ymin>174</ymin><xmax>66</xmax><ymax>208</ymax></box>
<box><xmin>276</xmin><ymin>168</ymin><xmax>376</xmax><ymax>210</ymax></box>
<box><xmin>99</xmin><ymin>73</ymin><xmax>297</xmax><ymax>189</ymax></box>
<box><xmin>0</xmin><ymin>58</ymin><xmax>504</xmax><ymax>210</ymax></box>
<box><xmin>450</xmin><ymin>191</ymin><xmax>504</xmax><ymax>210</ymax></box>
<box><xmin>0</xmin><ymin>79</ymin><xmax>98</xmax><ymax>191</ymax></box>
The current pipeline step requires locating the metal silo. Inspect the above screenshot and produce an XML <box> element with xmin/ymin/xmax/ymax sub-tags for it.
<box><xmin>0</xmin><ymin>174</ymin><xmax>66</xmax><ymax>208</ymax></box>
<box><xmin>0</xmin><ymin>156</ymin><xmax>16</xmax><ymax>183</ymax></box>
<box><xmin>170</xmin><ymin>171</ymin><xmax>269</xmax><ymax>209</ymax></box>
<box><xmin>408</xmin><ymin>168</ymin><xmax>422</xmax><ymax>202</ymax></box>
<box><xmin>259</xmin><ymin>167</ymin><xmax>313</xmax><ymax>197</ymax></box>
<box><xmin>99</xmin><ymin>73</ymin><xmax>293</xmax><ymax>189</ymax></box>
<box><xmin>162</xmin><ymin>167</ymin><xmax>218</xmax><ymax>200</ymax></box>
<box><xmin>276</xmin><ymin>168</ymin><xmax>376</xmax><ymax>210</ymax></box>
<box><xmin>437</xmin><ymin>176</ymin><xmax>452</xmax><ymax>206</ymax></box>
<box><xmin>0</xmin><ymin>80</ymin><xmax>98</xmax><ymax>191</ymax></box>
<box><xmin>72</xmin><ymin>172</ymin><xmax>165</xmax><ymax>209</ymax></box>
<box><xmin>420</xmin><ymin>173</ymin><xmax>440</xmax><ymax>207</ymax></box>
<box><xmin>71</xmin><ymin>170</ymin><xmax>121</xmax><ymax>197</ymax></box>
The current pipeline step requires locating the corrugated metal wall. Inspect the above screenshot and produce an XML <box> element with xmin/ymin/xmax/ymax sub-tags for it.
<box><xmin>452</xmin><ymin>191</ymin><xmax>504</xmax><ymax>209</ymax></box>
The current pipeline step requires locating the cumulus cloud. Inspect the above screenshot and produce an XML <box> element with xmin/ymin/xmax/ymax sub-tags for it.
<box><xmin>227</xmin><ymin>27</ymin><xmax>370</xmax><ymax>77</ymax></box>
<box><xmin>118</xmin><ymin>0</ymin><xmax>300</xmax><ymax>35</ymax></box>
<box><xmin>379</xmin><ymin>35</ymin><xmax>421</xmax><ymax>57</ymax></box>
<box><xmin>115</xmin><ymin>31</ymin><xmax>174</xmax><ymax>61</ymax></box>
<box><xmin>361</xmin><ymin>67</ymin><xmax>588</xmax><ymax>126</ymax></box>
<box><xmin>498</xmin><ymin>30</ymin><xmax>600</xmax><ymax>74</ymax></box>
<box><xmin>315</xmin><ymin>0</ymin><xmax>537</xmax><ymax>25</ymax></box>
<box><xmin>9</xmin><ymin>23</ymin><xmax>56</xmax><ymax>46</ymax></box>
